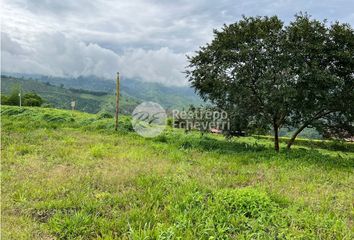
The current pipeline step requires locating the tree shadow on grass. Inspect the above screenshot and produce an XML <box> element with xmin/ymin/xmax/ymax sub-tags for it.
<box><xmin>177</xmin><ymin>136</ymin><xmax>263</xmax><ymax>152</ymax></box>
<box><xmin>256</xmin><ymin>135</ymin><xmax>354</xmax><ymax>153</ymax></box>
<box><xmin>177</xmin><ymin>136</ymin><xmax>354</xmax><ymax>170</ymax></box>
<box><xmin>281</xmin><ymin>148</ymin><xmax>354</xmax><ymax>170</ymax></box>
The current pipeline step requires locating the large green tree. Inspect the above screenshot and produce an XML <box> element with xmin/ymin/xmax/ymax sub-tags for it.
<box><xmin>187</xmin><ymin>14</ymin><xmax>354</xmax><ymax>151</ymax></box>
<box><xmin>285</xmin><ymin>16</ymin><xmax>354</xmax><ymax>148</ymax></box>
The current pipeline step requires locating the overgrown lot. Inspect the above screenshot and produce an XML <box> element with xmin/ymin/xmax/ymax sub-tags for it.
<box><xmin>1</xmin><ymin>106</ymin><xmax>353</xmax><ymax>239</ymax></box>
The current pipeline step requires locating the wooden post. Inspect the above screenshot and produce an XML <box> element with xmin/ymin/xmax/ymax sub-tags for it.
<box><xmin>19</xmin><ymin>90</ymin><xmax>22</xmax><ymax>107</ymax></box>
<box><xmin>71</xmin><ymin>100</ymin><xmax>76</xmax><ymax>111</ymax></box>
<box><xmin>115</xmin><ymin>72</ymin><xmax>120</xmax><ymax>131</ymax></box>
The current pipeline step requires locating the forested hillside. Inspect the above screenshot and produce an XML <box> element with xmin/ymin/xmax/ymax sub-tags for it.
<box><xmin>2</xmin><ymin>74</ymin><xmax>203</xmax><ymax>109</ymax></box>
<box><xmin>1</xmin><ymin>76</ymin><xmax>139</xmax><ymax>114</ymax></box>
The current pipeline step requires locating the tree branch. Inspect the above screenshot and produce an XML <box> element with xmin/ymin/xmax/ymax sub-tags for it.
<box><xmin>287</xmin><ymin>110</ymin><xmax>334</xmax><ymax>149</ymax></box>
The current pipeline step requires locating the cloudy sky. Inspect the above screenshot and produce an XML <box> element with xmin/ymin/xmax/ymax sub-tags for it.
<box><xmin>1</xmin><ymin>0</ymin><xmax>353</xmax><ymax>85</ymax></box>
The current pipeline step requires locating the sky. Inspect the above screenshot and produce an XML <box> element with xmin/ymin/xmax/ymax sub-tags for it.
<box><xmin>1</xmin><ymin>0</ymin><xmax>354</xmax><ymax>86</ymax></box>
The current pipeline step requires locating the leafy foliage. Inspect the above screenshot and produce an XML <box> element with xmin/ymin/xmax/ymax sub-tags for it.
<box><xmin>1</xmin><ymin>85</ymin><xmax>44</xmax><ymax>107</ymax></box>
<box><xmin>187</xmin><ymin>14</ymin><xmax>354</xmax><ymax>151</ymax></box>
<box><xmin>2</xmin><ymin>85</ymin><xmax>21</xmax><ymax>106</ymax></box>
<box><xmin>23</xmin><ymin>93</ymin><xmax>44</xmax><ymax>106</ymax></box>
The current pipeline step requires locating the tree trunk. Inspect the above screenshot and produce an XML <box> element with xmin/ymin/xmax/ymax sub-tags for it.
<box><xmin>273</xmin><ymin>123</ymin><xmax>280</xmax><ymax>152</ymax></box>
<box><xmin>115</xmin><ymin>72</ymin><xmax>120</xmax><ymax>131</ymax></box>
<box><xmin>287</xmin><ymin>124</ymin><xmax>308</xmax><ymax>149</ymax></box>
<box><xmin>286</xmin><ymin>110</ymin><xmax>333</xmax><ymax>150</ymax></box>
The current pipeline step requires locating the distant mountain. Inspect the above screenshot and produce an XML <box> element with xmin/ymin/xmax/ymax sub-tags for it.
<box><xmin>2</xmin><ymin>73</ymin><xmax>203</xmax><ymax>109</ymax></box>
<box><xmin>0</xmin><ymin>76</ymin><xmax>139</xmax><ymax>114</ymax></box>
<box><xmin>120</xmin><ymin>78</ymin><xmax>202</xmax><ymax>109</ymax></box>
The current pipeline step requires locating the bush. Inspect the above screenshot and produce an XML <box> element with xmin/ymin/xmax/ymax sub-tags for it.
<box><xmin>6</xmin><ymin>87</ymin><xmax>21</xmax><ymax>106</ymax></box>
<box><xmin>90</xmin><ymin>144</ymin><xmax>106</xmax><ymax>158</ymax></box>
<box><xmin>97</xmin><ymin>112</ymin><xmax>113</xmax><ymax>119</ymax></box>
<box><xmin>42</xmin><ymin>103</ymin><xmax>54</xmax><ymax>108</ymax></box>
<box><xmin>167</xmin><ymin>118</ymin><xmax>173</xmax><ymax>127</ymax></box>
<box><xmin>1</xmin><ymin>94</ymin><xmax>9</xmax><ymax>105</ymax></box>
<box><xmin>1</xmin><ymin>91</ymin><xmax>44</xmax><ymax>107</ymax></box>
<box><xmin>118</xmin><ymin>117</ymin><xmax>134</xmax><ymax>132</ymax></box>
<box><xmin>23</xmin><ymin>93</ymin><xmax>43</xmax><ymax>106</ymax></box>
<box><xmin>180</xmin><ymin>141</ymin><xmax>193</xmax><ymax>149</ymax></box>
<box><xmin>155</xmin><ymin>134</ymin><xmax>168</xmax><ymax>143</ymax></box>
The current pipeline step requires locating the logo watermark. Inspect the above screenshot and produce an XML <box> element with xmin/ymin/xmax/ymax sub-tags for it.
<box><xmin>131</xmin><ymin>102</ymin><xmax>230</xmax><ymax>138</ymax></box>
<box><xmin>131</xmin><ymin>101</ymin><xmax>167</xmax><ymax>138</ymax></box>
<box><xmin>172</xmin><ymin>108</ymin><xmax>230</xmax><ymax>132</ymax></box>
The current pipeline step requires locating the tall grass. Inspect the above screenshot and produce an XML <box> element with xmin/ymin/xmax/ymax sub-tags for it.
<box><xmin>1</xmin><ymin>106</ymin><xmax>353</xmax><ymax>239</ymax></box>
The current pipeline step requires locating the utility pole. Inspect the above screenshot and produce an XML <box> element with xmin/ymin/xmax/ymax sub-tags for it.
<box><xmin>19</xmin><ymin>89</ymin><xmax>22</xmax><ymax>107</ymax></box>
<box><xmin>71</xmin><ymin>99</ymin><xmax>76</xmax><ymax>111</ymax></box>
<box><xmin>115</xmin><ymin>72</ymin><xmax>120</xmax><ymax>131</ymax></box>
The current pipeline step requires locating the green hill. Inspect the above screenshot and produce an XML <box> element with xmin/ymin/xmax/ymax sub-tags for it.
<box><xmin>1</xmin><ymin>76</ymin><xmax>140</xmax><ymax>114</ymax></box>
<box><xmin>2</xmin><ymin>73</ymin><xmax>204</xmax><ymax>110</ymax></box>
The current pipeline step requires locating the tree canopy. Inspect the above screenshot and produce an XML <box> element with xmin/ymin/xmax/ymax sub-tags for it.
<box><xmin>187</xmin><ymin>14</ymin><xmax>354</xmax><ymax>151</ymax></box>
<box><xmin>23</xmin><ymin>93</ymin><xmax>44</xmax><ymax>106</ymax></box>
<box><xmin>1</xmin><ymin>87</ymin><xmax>44</xmax><ymax>107</ymax></box>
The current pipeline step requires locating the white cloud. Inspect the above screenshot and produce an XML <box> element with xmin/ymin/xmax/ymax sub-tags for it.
<box><xmin>1</xmin><ymin>0</ymin><xmax>354</xmax><ymax>85</ymax></box>
<box><xmin>1</xmin><ymin>32</ymin><xmax>187</xmax><ymax>85</ymax></box>
<box><xmin>119</xmin><ymin>47</ymin><xmax>187</xmax><ymax>85</ymax></box>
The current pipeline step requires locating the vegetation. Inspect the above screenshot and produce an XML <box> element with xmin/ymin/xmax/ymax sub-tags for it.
<box><xmin>1</xmin><ymin>74</ymin><xmax>203</xmax><ymax>110</ymax></box>
<box><xmin>187</xmin><ymin>14</ymin><xmax>354</xmax><ymax>151</ymax></box>
<box><xmin>1</xmin><ymin>76</ymin><xmax>140</xmax><ymax>114</ymax></box>
<box><xmin>1</xmin><ymin>86</ymin><xmax>44</xmax><ymax>107</ymax></box>
<box><xmin>22</xmin><ymin>93</ymin><xmax>44</xmax><ymax>106</ymax></box>
<box><xmin>1</xmin><ymin>106</ymin><xmax>353</xmax><ymax>239</ymax></box>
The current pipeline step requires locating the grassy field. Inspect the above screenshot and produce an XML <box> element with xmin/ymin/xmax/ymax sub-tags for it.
<box><xmin>1</xmin><ymin>106</ymin><xmax>353</xmax><ymax>239</ymax></box>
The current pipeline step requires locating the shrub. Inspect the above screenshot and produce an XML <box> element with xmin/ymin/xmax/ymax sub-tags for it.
<box><xmin>90</xmin><ymin>144</ymin><xmax>105</xmax><ymax>158</ymax></box>
<box><xmin>118</xmin><ymin>117</ymin><xmax>134</xmax><ymax>132</ymax></box>
<box><xmin>1</xmin><ymin>94</ymin><xmax>9</xmax><ymax>105</ymax></box>
<box><xmin>166</xmin><ymin>117</ymin><xmax>173</xmax><ymax>127</ymax></box>
<box><xmin>41</xmin><ymin>103</ymin><xmax>54</xmax><ymax>108</ymax></box>
<box><xmin>97</xmin><ymin>112</ymin><xmax>113</xmax><ymax>119</ymax></box>
<box><xmin>155</xmin><ymin>134</ymin><xmax>168</xmax><ymax>143</ymax></box>
<box><xmin>1</xmin><ymin>91</ymin><xmax>44</xmax><ymax>106</ymax></box>
<box><xmin>6</xmin><ymin>87</ymin><xmax>21</xmax><ymax>106</ymax></box>
<box><xmin>23</xmin><ymin>93</ymin><xmax>43</xmax><ymax>106</ymax></box>
<box><xmin>180</xmin><ymin>141</ymin><xmax>193</xmax><ymax>149</ymax></box>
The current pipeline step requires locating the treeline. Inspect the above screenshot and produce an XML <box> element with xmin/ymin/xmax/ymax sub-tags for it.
<box><xmin>69</xmin><ymin>88</ymin><xmax>108</xmax><ymax>96</ymax></box>
<box><xmin>1</xmin><ymin>88</ymin><xmax>44</xmax><ymax>107</ymax></box>
<box><xmin>43</xmin><ymin>81</ymin><xmax>108</xmax><ymax>96</ymax></box>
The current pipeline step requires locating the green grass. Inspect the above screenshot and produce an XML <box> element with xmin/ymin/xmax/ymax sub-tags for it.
<box><xmin>1</xmin><ymin>106</ymin><xmax>353</xmax><ymax>239</ymax></box>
